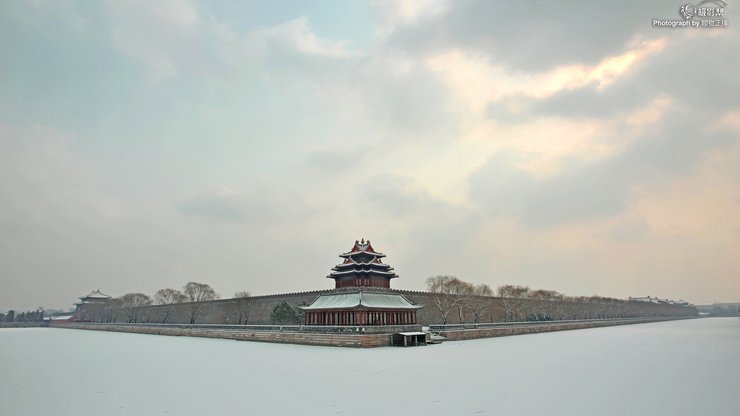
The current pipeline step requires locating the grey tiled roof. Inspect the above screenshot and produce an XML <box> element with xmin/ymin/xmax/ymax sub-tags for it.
<box><xmin>301</xmin><ymin>291</ymin><xmax>422</xmax><ymax>310</ymax></box>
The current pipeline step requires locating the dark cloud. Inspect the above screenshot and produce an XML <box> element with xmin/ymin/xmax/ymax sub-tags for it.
<box><xmin>529</xmin><ymin>32</ymin><xmax>740</xmax><ymax>120</ymax></box>
<box><xmin>385</xmin><ymin>0</ymin><xmax>680</xmax><ymax>70</ymax></box>
<box><xmin>469</xmin><ymin>109</ymin><xmax>736</xmax><ymax>227</ymax></box>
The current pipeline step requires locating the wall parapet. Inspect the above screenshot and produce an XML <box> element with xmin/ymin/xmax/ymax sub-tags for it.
<box><xmin>435</xmin><ymin>316</ymin><xmax>698</xmax><ymax>341</ymax></box>
<box><xmin>53</xmin><ymin>322</ymin><xmax>397</xmax><ymax>348</ymax></box>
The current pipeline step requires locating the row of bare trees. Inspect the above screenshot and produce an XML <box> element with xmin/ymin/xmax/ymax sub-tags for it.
<box><xmin>103</xmin><ymin>282</ymin><xmax>251</xmax><ymax>324</ymax></box>
<box><xmin>425</xmin><ymin>276</ymin><xmax>675</xmax><ymax>324</ymax></box>
<box><xmin>426</xmin><ymin>276</ymin><xmax>493</xmax><ymax>324</ymax></box>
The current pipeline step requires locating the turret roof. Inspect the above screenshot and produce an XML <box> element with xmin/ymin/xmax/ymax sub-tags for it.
<box><xmin>79</xmin><ymin>289</ymin><xmax>111</xmax><ymax>300</ymax></box>
<box><xmin>300</xmin><ymin>291</ymin><xmax>422</xmax><ymax>310</ymax></box>
<box><xmin>340</xmin><ymin>238</ymin><xmax>386</xmax><ymax>258</ymax></box>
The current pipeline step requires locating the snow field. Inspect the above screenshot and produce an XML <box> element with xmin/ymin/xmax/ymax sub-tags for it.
<box><xmin>1</xmin><ymin>317</ymin><xmax>738</xmax><ymax>416</ymax></box>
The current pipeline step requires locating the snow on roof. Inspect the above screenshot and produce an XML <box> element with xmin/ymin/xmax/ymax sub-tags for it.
<box><xmin>301</xmin><ymin>291</ymin><xmax>422</xmax><ymax>310</ymax></box>
<box><xmin>331</xmin><ymin>263</ymin><xmax>394</xmax><ymax>272</ymax></box>
<box><xmin>340</xmin><ymin>239</ymin><xmax>386</xmax><ymax>258</ymax></box>
<box><xmin>50</xmin><ymin>315</ymin><xmax>74</xmax><ymax>320</ymax></box>
<box><xmin>80</xmin><ymin>289</ymin><xmax>111</xmax><ymax>300</ymax></box>
<box><xmin>340</xmin><ymin>250</ymin><xmax>386</xmax><ymax>258</ymax></box>
<box><xmin>329</xmin><ymin>269</ymin><xmax>397</xmax><ymax>276</ymax></box>
<box><xmin>335</xmin><ymin>260</ymin><xmax>387</xmax><ymax>267</ymax></box>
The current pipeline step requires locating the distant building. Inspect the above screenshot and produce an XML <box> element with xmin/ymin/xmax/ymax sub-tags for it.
<box><xmin>73</xmin><ymin>290</ymin><xmax>112</xmax><ymax>321</ymax></box>
<box><xmin>301</xmin><ymin>239</ymin><xmax>422</xmax><ymax>325</ymax></box>
<box><xmin>48</xmin><ymin>314</ymin><xmax>75</xmax><ymax>324</ymax></box>
<box><xmin>74</xmin><ymin>289</ymin><xmax>111</xmax><ymax>307</ymax></box>
<box><xmin>628</xmin><ymin>296</ymin><xmax>691</xmax><ymax>306</ymax></box>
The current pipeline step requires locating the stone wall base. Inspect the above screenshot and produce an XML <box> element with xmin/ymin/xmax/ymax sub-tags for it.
<box><xmin>53</xmin><ymin>323</ymin><xmax>393</xmax><ymax>348</ymax></box>
<box><xmin>437</xmin><ymin>317</ymin><xmax>696</xmax><ymax>341</ymax></box>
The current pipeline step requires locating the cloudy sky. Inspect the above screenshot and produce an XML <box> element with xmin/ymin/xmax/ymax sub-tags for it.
<box><xmin>1</xmin><ymin>0</ymin><xmax>738</xmax><ymax>311</ymax></box>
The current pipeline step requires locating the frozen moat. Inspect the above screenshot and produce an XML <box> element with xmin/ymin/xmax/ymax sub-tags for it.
<box><xmin>1</xmin><ymin>317</ymin><xmax>738</xmax><ymax>416</ymax></box>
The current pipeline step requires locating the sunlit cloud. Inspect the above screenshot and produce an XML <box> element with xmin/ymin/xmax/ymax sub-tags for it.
<box><xmin>373</xmin><ymin>0</ymin><xmax>449</xmax><ymax>35</ymax></box>
<box><xmin>427</xmin><ymin>38</ymin><xmax>667</xmax><ymax>112</ymax></box>
<box><xmin>436</xmin><ymin>95</ymin><xmax>673</xmax><ymax>184</ymax></box>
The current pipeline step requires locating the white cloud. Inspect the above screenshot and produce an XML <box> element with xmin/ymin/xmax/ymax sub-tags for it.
<box><xmin>107</xmin><ymin>3</ymin><xmax>359</xmax><ymax>84</ymax></box>
<box><xmin>107</xmin><ymin>0</ymin><xmax>203</xmax><ymax>83</ymax></box>
<box><xmin>373</xmin><ymin>0</ymin><xmax>449</xmax><ymax>35</ymax></box>
<box><xmin>255</xmin><ymin>16</ymin><xmax>359</xmax><ymax>59</ymax></box>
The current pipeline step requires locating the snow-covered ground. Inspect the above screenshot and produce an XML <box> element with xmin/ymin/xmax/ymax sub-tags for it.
<box><xmin>2</xmin><ymin>318</ymin><xmax>738</xmax><ymax>416</ymax></box>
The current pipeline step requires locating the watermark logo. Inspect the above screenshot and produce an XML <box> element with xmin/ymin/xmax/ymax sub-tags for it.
<box><xmin>653</xmin><ymin>0</ymin><xmax>729</xmax><ymax>28</ymax></box>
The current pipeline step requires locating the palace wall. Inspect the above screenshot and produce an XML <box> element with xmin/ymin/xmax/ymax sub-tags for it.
<box><xmin>397</xmin><ymin>290</ymin><xmax>696</xmax><ymax>323</ymax></box>
<box><xmin>75</xmin><ymin>288</ymin><xmax>697</xmax><ymax>325</ymax></box>
<box><xmin>55</xmin><ymin>322</ymin><xmax>395</xmax><ymax>347</ymax></box>
<box><xmin>51</xmin><ymin>316</ymin><xmax>696</xmax><ymax>348</ymax></box>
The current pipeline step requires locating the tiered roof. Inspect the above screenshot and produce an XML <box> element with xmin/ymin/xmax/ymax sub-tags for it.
<box><xmin>74</xmin><ymin>289</ymin><xmax>111</xmax><ymax>305</ymax></box>
<box><xmin>81</xmin><ymin>289</ymin><xmax>111</xmax><ymax>300</ymax></box>
<box><xmin>328</xmin><ymin>239</ymin><xmax>398</xmax><ymax>281</ymax></box>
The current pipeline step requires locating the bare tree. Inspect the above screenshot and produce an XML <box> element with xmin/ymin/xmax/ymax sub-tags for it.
<box><xmin>497</xmin><ymin>285</ymin><xmax>530</xmax><ymax>322</ymax></box>
<box><xmin>528</xmin><ymin>289</ymin><xmax>562</xmax><ymax>321</ymax></box>
<box><xmin>450</xmin><ymin>279</ymin><xmax>474</xmax><ymax>323</ymax></box>
<box><xmin>102</xmin><ymin>297</ymin><xmax>123</xmax><ymax>323</ymax></box>
<box><xmin>426</xmin><ymin>276</ymin><xmax>460</xmax><ymax>324</ymax></box>
<box><xmin>118</xmin><ymin>293</ymin><xmax>152</xmax><ymax>323</ymax></box>
<box><xmin>497</xmin><ymin>285</ymin><xmax>515</xmax><ymax>322</ymax></box>
<box><xmin>233</xmin><ymin>291</ymin><xmax>251</xmax><ymax>325</ymax></box>
<box><xmin>469</xmin><ymin>283</ymin><xmax>493</xmax><ymax>323</ymax></box>
<box><xmin>153</xmin><ymin>288</ymin><xmax>187</xmax><ymax>323</ymax></box>
<box><xmin>183</xmin><ymin>282</ymin><xmax>219</xmax><ymax>324</ymax></box>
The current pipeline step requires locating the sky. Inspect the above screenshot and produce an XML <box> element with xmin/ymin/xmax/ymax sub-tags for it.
<box><xmin>1</xmin><ymin>0</ymin><xmax>738</xmax><ymax>311</ymax></box>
